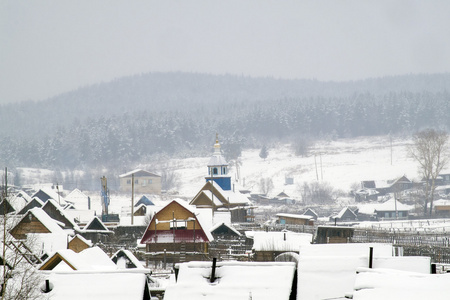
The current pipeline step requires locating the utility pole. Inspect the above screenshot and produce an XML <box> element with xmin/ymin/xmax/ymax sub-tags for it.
<box><xmin>314</xmin><ymin>154</ymin><xmax>319</xmax><ymax>181</ymax></box>
<box><xmin>131</xmin><ymin>174</ymin><xmax>134</xmax><ymax>225</ymax></box>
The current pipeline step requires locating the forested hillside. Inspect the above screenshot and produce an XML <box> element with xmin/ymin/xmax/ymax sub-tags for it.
<box><xmin>1</xmin><ymin>72</ymin><xmax>449</xmax><ymax>172</ymax></box>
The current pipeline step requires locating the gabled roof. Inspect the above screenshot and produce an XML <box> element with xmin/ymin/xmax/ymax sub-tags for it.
<box><xmin>334</xmin><ymin>207</ymin><xmax>357</xmax><ymax>219</ymax></box>
<box><xmin>69</xmin><ymin>234</ymin><xmax>93</xmax><ymax>247</ymax></box>
<box><xmin>135</xmin><ymin>195</ymin><xmax>155</xmax><ymax>206</ymax></box>
<box><xmin>42</xmin><ymin>198</ymin><xmax>78</xmax><ymax>230</ymax></box>
<box><xmin>140</xmin><ymin>199</ymin><xmax>213</xmax><ymax>244</ymax></box>
<box><xmin>277</xmin><ymin>191</ymin><xmax>290</xmax><ymax>198</ymax></box>
<box><xmin>65</xmin><ymin>188</ymin><xmax>88</xmax><ymax>201</ymax></box>
<box><xmin>164</xmin><ymin>261</ymin><xmax>296</xmax><ymax>300</ymax></box>
<box><xmin>0</xmin><ymin>199</ymin><xmax>15</xmax><ymax>215</ymax></box>
<box><xmin>303</xmin><ymin>208</ymin><xmax>318</xmax><ymax>217</ymax></box>
<box><xmin>14</xmin><ymin>207</ymin><xmax>66</xmax><ymax>235</ymax></box>
<box><xmin>9</xmin><ymin>190</ymin><xmax>30</xmax><ymax>211</ymax></box>
<box><xmin>210</xmin><ymin>222</ymin><xmax>241</xmax><ymax>236</ymax></box>
<box><xmin>375</xmin><ymin>199</ymin><xmax>413</xmax><ymax>212</ymax></box>
<box><xmin>111</xmin><ymin>249</ymin><xmax>146</xmax><ymax>269</ymax></box>
<box><xmin>31</xmin><ymin>187</ymin><xmax>64</xmax><ymax>203</ymax></box>
<box><xmin>81</xmin><ymin>216</ymin><xmax>110</xmax><ymax>232</ymax></box>
<box><xmin>39</xmin><ymin>246</ymin><xmax>117</xmax><ymax>271</ymax></box>
<box><xmin>190</xmin><ymin>181</ymin><xmax>251</xmax><ymax>208</ymax></box>
<box><xmin>119</xmin><ymin>169</ymin><xmax>160</xmax><ymax>178</ymax></box>
<box><xmin>17</xmin><ymin>197</ymin><xmax>44</xmax><ymax>215</ymax></box>
<box><xmin>65</xmin><ymin>189</ymin><xmax>89</xmax><ymax>208</ymax></box>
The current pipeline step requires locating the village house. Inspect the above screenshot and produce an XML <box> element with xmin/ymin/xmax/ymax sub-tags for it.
<box><xmin>78</xmin><ymin>216</ymin><xmax>112</xmax><ymax>244</ymax></box>
<box><xmin>119</xmin><ymin>169</ymin><xmax>161</xmax><ymax>194</ymax></box>
<box><xmin>374</xmin><ymin>198</ymin><xmax>412</xmax><ymax>220</ymax></box>
<box><xmin>276</xmin><ymin>213</ymin><xmax>314</xmax><ymax>226</ymax></box>
<box><xmin>314</xmin><ymin>225</ymin><xmax>355</xmax><ymax>244</ymax></box>
<box><xmin>140</xmin><ymin>199</ymin><xmax>213</xmax><ymax>266</ymax></box>
<box><xmin>361</xmin><ymin>175</ymin><xmax>412</xmax><ymax>197</ymax></box>
<box><xmin>431</xmin><ymin>199</ymin><xmax>450</xmax><ymax>217</ymax></box>
<box><xmin>330</xmin><ymin>207</ymin><xmax>358</xmax><ymax>222</ymax></box>
<box><xmin>67</xmin><ymin>234</ymin><xmax>92</xmax><ymax>253</ymax></box>
<box><xmin>302</xmin><ymin>208</ymin><xmax>319</xmax><ymax>220</ymax></box>
<box><xmin>9</xmin><ymin>207</ymin><xmax>68</xmax><ymax>240</ymax></box>
<box><xmin>17</xmin><ymin>197</ymin><xmax>44</xmax><ymax>215</ymax></box>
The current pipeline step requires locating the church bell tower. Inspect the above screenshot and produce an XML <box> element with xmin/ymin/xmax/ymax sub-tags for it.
<box><xmin>205</xmin><ymin>134</ymin><xmax>231</xmax><ymax>190</ymax></box>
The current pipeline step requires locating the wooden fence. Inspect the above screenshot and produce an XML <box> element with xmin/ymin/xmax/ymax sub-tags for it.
<box><xmin>352</xmin><ymin>228</ymin><xmax>450</xmax><ymax>263</ymax></box>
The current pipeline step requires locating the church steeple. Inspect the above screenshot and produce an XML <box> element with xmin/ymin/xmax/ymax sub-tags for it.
<box><xmin>206</xmin><ymin>134</ymin><xmax>231</xmax><ymax>190</ymax></box>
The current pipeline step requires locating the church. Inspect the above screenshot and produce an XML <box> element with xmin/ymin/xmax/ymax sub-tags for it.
<box><xmin>189</xmin><ymin>135</ymin><xmax>255</xmax><ymax>223</ymax></box>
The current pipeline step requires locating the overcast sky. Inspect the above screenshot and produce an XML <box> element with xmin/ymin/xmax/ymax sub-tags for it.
<box><xmin>1</xmin><ymin>0</ymin><xmax>450</xmax><ymax>105</ymax></box>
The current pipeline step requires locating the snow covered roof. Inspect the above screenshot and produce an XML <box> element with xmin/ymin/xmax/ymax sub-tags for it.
<box><xmin>44</xmin><ymin>271</ymin><xmax>150</xmax><ymax>300</ymax></box>
<box><xmin>207</xmin><ymin>154</ymin><xmax>228</xmax><ymax>167</ymax></box>
<box><xmin>334</xmin><ymin>207</ymin><xmax>357</xmax><ymax>219</ymax></box>
<box><xmin>24</xmin><ymin>208</ymin><xmax>66</xmax><ymax>234</ymax></box>
<box><xmin>119</xmin><ymin>215</ymin><xmax>147</xmax><ymax>226</ymax></box>
<box><xmin>64</xmin><ymin>209</ymin><xmax>96</xmax><ymax>224</ymax></box>
<box><xmin>119</xmin><ymin>169</ymin><xmax>160</xmax><ymax>178</ymax></box>
<box><xmin>69</xmin><ymin>234</ymin><xmax>93</xmax><ymax>247</ymax></box>
<box><xmin>252</xmin><ymin>231</ymin><xmax>312</xmax><ymax>252</ymax></box>
<box><xmin>40</xmin><ymin>246</ymin><xmax>117</xmax><ymax>271</ymax></box>
<box><xmin>276</xmin><ymin>213</ymin><xmax>312</xmax><ymax>220</ymax></box>
<box><xmin>140</xmin><ymin>199</ymin><xmax>214</xmax><ymax>244</ymax></box>
<box><xmin>207</xmin><ymin>137</ymin><xmax>228</xmax><ymax>167</ymax></box>
<box><xmin>296</xmin><ymin>243</ymin><xmax>430</xmax><ymax>300</ymax></box>
<box><xmin>43</xmin><ymin>198</ymin><xmax>79</xmax><ymax>229</ymax></box>
<box><xmin>81</xmin><ymin>216</ymin><xmax>110</xmax><ymax>233</ymax></box>
<box><xmin>32</xmin><ymin>187</ymin><xmax>65</xmax><ymax>203</ymax></box>
<box><xmin>375</xmin><ymin>199</ymin><xmax>413</xmax><ymax>212</ymax></box>
<box><xmin>209</xmin><ymin>222</ymin><xmax>241</xmax><ymax>236</ymax></box>
<box><xmin>9</xmin><ymin>191</ymin><xmax>30</xmax><ymax>211</ymax></box>
<box><xmin>433</xmin><ymin>199</ymin><xmax>450</xmax><ymax>206</ymax></box>
<box><xmin>64</xmin><ymin>189</ymin><xmax>89</xmax><ymax>209</ymax></box>
<box><xmin>351</xmin><ymin>267</ymin><xmax>450</xmax><ymax>300</ymax></box>
<box><xmin>111</xmin><ymin>249</ymin><xmax>146</xmax><ymax>270</ymax></box>
<box><xmin>164</xmin><ymin>261</ymin><xmax>296</xmax><ymax>300</ymax></box>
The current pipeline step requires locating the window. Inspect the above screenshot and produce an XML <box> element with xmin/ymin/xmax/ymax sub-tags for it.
<box><xmin>213</xmin><ymin>168</ymin><xmax>218</xmax><ymax>175</ymax></box>
<box><xmin>135</xmin><ymin>179</ymin><xmax>139</xmax><ymax>184</ymax></box>
<box><xmin>126</xmin><ymin>180</ymin><xmax>131</xmax><ymax>184</ymax></box>
<box><xmin>149</xmin><ymin>179</ymin><xmax>152</xmax><ymax>184</ymax></box>
<box><xmin>170</xmin><ymin>220</ymin><xmax>187</xmax><ymax>229</ymax></box>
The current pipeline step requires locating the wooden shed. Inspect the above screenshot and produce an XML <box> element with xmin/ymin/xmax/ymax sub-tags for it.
<box><xmin>314</xmin><ymin>226</ymin><xmax>355</xmax><ymax>244</ymax></box>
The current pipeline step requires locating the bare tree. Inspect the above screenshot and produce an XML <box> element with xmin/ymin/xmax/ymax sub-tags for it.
<box><xmin>1</xmin><ymin>172</ymin><xmax>46</xmax><ymax>300</ymax></box>
<box><xmin>408</xmin><ymin>129</ymin><xmax>449</xmax><ymax>216</ymax></box>
<box><xmin>299</xmin><ymin>181</ymin><xmax>336</xmax><ymax>205</ymax></box>
<box><xmin>259</xmin><ymin>178</ymin><xmax>274</xmax><ymax>195</ymax></box>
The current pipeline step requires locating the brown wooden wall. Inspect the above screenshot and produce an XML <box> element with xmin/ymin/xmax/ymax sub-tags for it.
<box><xmin>10</xmin><ymin>215</ymin><xmax>51</xmax><ymax>240</ymax></box>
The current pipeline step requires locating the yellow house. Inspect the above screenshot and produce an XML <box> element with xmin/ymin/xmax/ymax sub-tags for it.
<box><xmin>119</xmin><ymin>169</ymin><xmax>161</xmax><ymax>194</ymax></box>
<box><xmin>140</xmin><ymin>199</ymin><xmax>213</xmax><ymax>265</ymax></box>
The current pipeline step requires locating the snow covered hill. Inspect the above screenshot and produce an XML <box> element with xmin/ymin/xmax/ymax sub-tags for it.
<box><xmin>152</xmin><ymin>135</ymin><xmax>419</xmax><ymax>200</ymax></box>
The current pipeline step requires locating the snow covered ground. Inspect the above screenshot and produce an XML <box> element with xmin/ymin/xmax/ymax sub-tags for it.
<box><xmin>171</xmin><ymin>135</ymin><xmax>419</xmax><ymax>199</ymax></box>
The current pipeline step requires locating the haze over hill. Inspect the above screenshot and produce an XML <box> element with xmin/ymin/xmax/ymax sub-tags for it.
<box><xmin>1</xmin><ymin>72</ymin><xmax>449</xmax><ymax>188</ymax></box>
